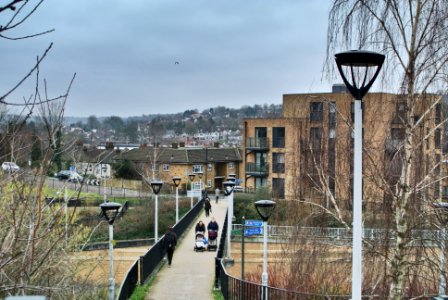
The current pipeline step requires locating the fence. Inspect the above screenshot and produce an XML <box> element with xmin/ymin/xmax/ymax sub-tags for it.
<box><xmin>47</xmin><ymin>177</ymin><xmax>149</xmax><ymax>198</ymax></box>
<box><xmin>220</xmin><ymin>272</ymin><xmax>351</xmax><ymax>300</ymax></box>
<box><xmin>232</xmin><ymin>224</ymin><xmax>443</xmax><ymax>245</ymax></box>
<box><xmin>215</xmin><ymin>215</ymin><xmax>351</xmax><ymax>299</ymax></box>
<box><xmin>117</xmin><ymin>198</ymin><xmax>204</xmax><ymax>300</ymax></box>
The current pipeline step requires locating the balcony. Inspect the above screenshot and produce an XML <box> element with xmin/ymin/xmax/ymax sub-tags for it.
<box><xmin>246</xmin><ymin>137</ymin><xmax>269</xmax><ymax>150</ymax></box>
<box><xmin>246</xmin><ymin>162</ymin><xmax>269</xmax><ymax>176</ymax></box>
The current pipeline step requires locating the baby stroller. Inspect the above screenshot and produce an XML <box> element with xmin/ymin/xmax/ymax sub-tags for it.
<box><xmin>194</xmin><ymin>231</ymin><xmax>207</xmax><ymax>252</ymax></box>
<box><xmin>207</xmin><ymin>230</ymin><xmax>218</xmax><ymax>251</ymax></box>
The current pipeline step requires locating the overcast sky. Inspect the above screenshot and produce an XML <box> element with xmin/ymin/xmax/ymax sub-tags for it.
<box><xmin>0</xmin><ymin>0</ymin><xmax>334</xmax><ymax>117</ymax></box>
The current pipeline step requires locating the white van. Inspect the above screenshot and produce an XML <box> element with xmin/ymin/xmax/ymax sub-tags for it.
<box><xmin>1</xmin><ymin>162</ymin><xmax>20</xmax><ymax>172</ymax></box>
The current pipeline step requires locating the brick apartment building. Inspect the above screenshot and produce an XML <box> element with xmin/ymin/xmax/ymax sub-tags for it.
<box><xmin>243</xmin><ymin>87</ymin><xmax>445</xmax><ymax>212</ymax></box>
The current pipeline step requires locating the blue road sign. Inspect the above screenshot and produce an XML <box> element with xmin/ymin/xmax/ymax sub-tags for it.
<box><xmin>244</xmin><ymin>219</ymin><xmax>263</xmax><ymax>227</ymax></box>
<box><xmin>244</xmin><ymin>227</ymin><xmax>263</xmax><ymax>236</ymax></box>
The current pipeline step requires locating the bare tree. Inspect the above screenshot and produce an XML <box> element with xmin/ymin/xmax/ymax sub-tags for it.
<box><xmin>0</xmin><ymin>1</ymin><xmax>104</xmax><ymax>298</ymax></box>
<box><xmin>327</xmin><ymin>1</ymin><xmax>448</xmax><ymax>298</ymax></box>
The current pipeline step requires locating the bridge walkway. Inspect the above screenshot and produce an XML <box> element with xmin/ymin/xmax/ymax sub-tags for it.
<box><xmin>145</xmin><ymin>197</ymin><xmax>228</xmax><ymax>300</ymax></box>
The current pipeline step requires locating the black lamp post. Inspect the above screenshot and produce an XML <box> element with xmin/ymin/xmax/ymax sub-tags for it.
<box><xmin>100</xmin><ymin>202</ymin><xmax>122</xmax><ymax>300</ymax></box>
<box><xmin>188</xmin><ymin>173</ymin><xmax>196</xmax><ymax>208</ymax></box>
<box><xmin>335</xmin><ymin>49</ymin><xmax>384</xmax><ymax>300</ymax></box>
<box><xmin>434</xmin><ymin>202</ymin><xmax>448</xmax><ymax>297</ymax></box>
<box><xmin>173</xmin><ymin>176</ymin><xmax>181</xmax><ymax>223</ymax></box>
<box><xmin>254</xmin><ymin>200</ymin><xmax>276</xmax><ymax>300</ymax></box>
<box><xmin>150</xmin><ymin>180</ymin><xmax>163</xmax><ymax>242</ymax></box>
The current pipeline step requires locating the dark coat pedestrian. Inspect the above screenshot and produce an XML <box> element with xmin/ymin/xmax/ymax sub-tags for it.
<box><xmin>204</xmin><ymin>199</ymin><xmax>212</xmax><ymax>217</ymax></box>
<box><xmin>195</xmin><ymin>220</ymin><xmax>206</xmax><ymax>233</ymax></box>
<box><xmin>163</xmin><ymin>227</ymin><xmax>178</xmax><ymax>267</ymax></box>
<box><xmin>207</xmin><ymin>218</ymin><xmax>219</xmax><ymax>231</ymax></box>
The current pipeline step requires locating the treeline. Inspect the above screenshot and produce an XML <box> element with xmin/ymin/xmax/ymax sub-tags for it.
<box><xmin>66</xmin><ymin>103</ymin><xmax>282</xmax><ymax>143</ymax></box>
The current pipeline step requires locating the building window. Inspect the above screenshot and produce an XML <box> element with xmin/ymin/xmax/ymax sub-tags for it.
<box><xmin>193</xmin><ymin>165</ymin><xmax>203</xmax><ymax>173</ymax></box>
<box><xmin>163</xmin><ymin>164</ymin><xmax>169</xmax><ymax>171</ymax></box>
<box><xmin>207</xmin><ymin>179</ymin><xmax>212</xmax><ymax>187</ymax></box>
<box><xmin>272</xmin><ymin>178</ymin><xmax>285</xmax><ymax>199</ymax></box>
<box><xmin>310</xmin><ymin>102</ymin><xmax>323</xmax><ymax>122</ymax></box>
<box><xmin>392</xmin><ymin>101</ymin><xmax>406</xmax><ymax>124</ymax></box>
<box><xmin>443</xmin><ymin>186</ymin><xmax>448</xmax><ymax>199</ymax></box>
<box><xmin>329</xmin><ymin>102</ymin><xmax>336</xmax><ymax>126</ymax></box>
<box><xmin>435</xmin><ymin>128</ymin><xmax>442</xmax><ymax>149</ymax></box>
<box><xmin>255</xmin><ymin>177</ymin><xmax>268</xmax><ymax>189</ymax></box>
<box><xmin>255</xmin><ymin>127</ymin><xmax>267</xmax><ymax>138</ymax></box>
<box><xmin>272</xmin><ymin>127</ymin><xmax>285</xmax><ymax>148</ymax></box>
<box><xmin>310</xmin><ymin>127</ymin><xmax>322</xmax><ymax>149</ymax></box>
<box><xmin>207</xmin><ymin>163</ymin><xmax>213</xmax><ymax>171</ymax></box>
<box><xmin>228</xmin><ymin>162</ymin><xmax>235</xmax><ymax>169</ymax></box>
<box><xmin>435</xmin><ymin>103</ymin><xmax>442</xmax><ymax>124</ymax></box>
<box><xmin>389</xmin><ymin>128</ymin><xmax>405</xmax><ymax>149</ymax></box>
<box><xmin>272</xmin><ymin>153</ymin><xmax>285</xmax><ymax>173</ymax></box>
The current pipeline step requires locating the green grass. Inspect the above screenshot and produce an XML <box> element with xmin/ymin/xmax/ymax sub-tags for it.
<box><xmin>130</xmin><ymin>272</ymin><xmax>158</xmax><ymax>300</ymax></box>
<box><xmin>212</xmin><ymin>285</ymin><xmax>224</xmax><ymax>300</ymax></box>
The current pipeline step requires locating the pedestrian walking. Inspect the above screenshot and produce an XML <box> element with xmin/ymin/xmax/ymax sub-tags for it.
<box><xmin>207</xmin><ymin>217</ymin><xmax>219</xmax><ymax>232</ymax></box>
<box><xmin>215</xmin><ymin>187</ymin><xmax>220</xmax><ymax>203</ymax></box>
<box><xmin>204</xmin><ymin>198</ymin><xmax>212</xmax><ymax>217</ymax></box>
<box><xmin>195</xmin><ymin>220</ymin><xmax>206</xmax><ymax>233</ymax></box>
<box><xmin>163</xmin><ymin>227</ymin><xmax>177</xmax><ymax>267</ymax></box>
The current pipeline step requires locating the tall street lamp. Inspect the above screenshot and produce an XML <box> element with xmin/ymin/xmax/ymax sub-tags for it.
<box><xmin>223</xmin><ymin>180</ymin><xmax>235</xmax><ymax>259</ymax></box>
<box><xmin>172</xmin><ymin>176</ymin><xmax>181</xmax><ymax>223</ymax></box>
<box><xmin>100</xmin><ymin>201</ymin><xmax>122</xmax><ymax>300</ymax></box>
<box><xmin>150</xmin><ymin>180</ymin><xmax>163</xmax><ymax>242</ymax></box>
<box><xmin>335</xmin><ymin>49</ymin><xmax>385</xmax><ymax>300</ymax></box>
<box><xmin>434</xmin><ymin>202</ymin><xmax>448</xmax><ymax>298</ymax></box>
<box><xmin>254</xmin><ymin>200</ymin><xmax>276</xmax><ymax>300</ymax></box>
<box><xmin>196</xmin><ymin>171</ymin><xmax>204</xmax><ymax>202</ymax></box>
<box><xmin>188</xmin><ymin>173</ymin><xmax>196</xmax><ymax>208</ymax></box>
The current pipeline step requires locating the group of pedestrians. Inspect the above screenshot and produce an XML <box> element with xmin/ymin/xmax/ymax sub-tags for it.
<box><xmin>162</xmin><ymin>188</ymin><xmax>222</xmax><ymax>267</ymax></box>
<box><xmin>195</xmin><ymin>218</ymin><xmax>219</xmax><ymax>233</ymax></box>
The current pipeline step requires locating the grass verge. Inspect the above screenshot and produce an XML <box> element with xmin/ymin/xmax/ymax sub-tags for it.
<box><xmin>129</xmin><ymin>274</ymin><xmax>157</xmax><ymax>300</ymax></box>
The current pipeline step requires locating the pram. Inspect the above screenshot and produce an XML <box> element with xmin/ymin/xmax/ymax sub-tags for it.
<box><xmin>207</xmin><ymin>230</ymin><xmax>218</xmax><ymax>251</ymax></box>
<box><xmin>194</xmin><ymin>231</ymin><xmax>207</xmax><ymax>252</ymax></box>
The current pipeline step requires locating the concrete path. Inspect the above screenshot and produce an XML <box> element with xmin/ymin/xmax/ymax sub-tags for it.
<box><xmin>145</xmin><ymin>197</ymin><xmax>228</xmax><ymax>300</ymax></box>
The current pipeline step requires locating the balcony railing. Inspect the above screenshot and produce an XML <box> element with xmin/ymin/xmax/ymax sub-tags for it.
<box><xmin>246</xmin><ymin>137</ymin><xmax>269</xmax><ymax>150</ymax></box>
<box><xmin>246</xmin><ymin>162</ymin><xmax>269</xmax><ymax>175</ymax></box>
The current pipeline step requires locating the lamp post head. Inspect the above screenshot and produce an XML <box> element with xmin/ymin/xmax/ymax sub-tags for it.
<box><xmin>335</xmin><ymin>50</ymin><xmax>385</xmax><ymax>100</ymax></box>
<box><xmin>223</xmin><ymin>181</ymin><xmax>236</xmax><ymax>196</ymax></box>
<box><xmin>100</xmin><ymin>202</ymin><xmax>122</xmax><ymax>225</ymax></box>
<box><xmin>227</xmin><ymin>176</ymin><xmax>236</xmax><ymax>183</ymax></box>
<box><xmin>196</xmin><ymin>171</ymin><xmax>204</xmax><ymax>179</ymax></box>
<box><xmin>188</xmin><ymin>173</ymin><xmax>196</xmax><ymax>181</ymax></box>
<box><xmin>172</xmin><ymin>176</ymin><xmax>181</xmax><ymax>187</ymax></box>
<box><xmin>150</xmin><ymin>180</ymin><xmax>163</xmax><ymax>195</ymax></box>
<box><xmin>254</xmin><ymin>200</ymin><xmax>276</xmax><ymax>222</ymax></box>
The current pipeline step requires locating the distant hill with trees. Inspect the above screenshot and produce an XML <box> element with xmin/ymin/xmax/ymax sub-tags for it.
<box><xmin>64</xmin><ymin>103</ymin><xmax>282</xmax><ymax>144</ymax></box>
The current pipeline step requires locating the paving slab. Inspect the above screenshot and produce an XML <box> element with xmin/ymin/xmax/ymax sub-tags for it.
<box><xmin>145</xmin><ymin>198</ymin><xmax>228</xmax><ymax>300</ymax></box>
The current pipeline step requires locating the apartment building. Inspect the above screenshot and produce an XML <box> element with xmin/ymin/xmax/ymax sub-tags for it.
<box><xmin>243</xmin><ymin>87</ymin><xmax>445</xmax><ymax>212</ymax></box>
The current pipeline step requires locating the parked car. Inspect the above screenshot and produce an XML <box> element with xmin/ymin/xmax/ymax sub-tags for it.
<box><xmin>234</xmin><ymin>186</ymin><xmax>244</xmax><ymax>192</ymax></box>
<box><xmin>2</xmin><ymin>162</ymin><xmax>20</xmax><ymax>172</ymax></box>
<box><xmin>56</xmin><ymin>170</ymin><xmax>83</xmax><ymax>182</ymax></box>
<box><xmin>56</xmin><ymin>170</ymin><xmax>71</xmax><ymax>180</ymax></box>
